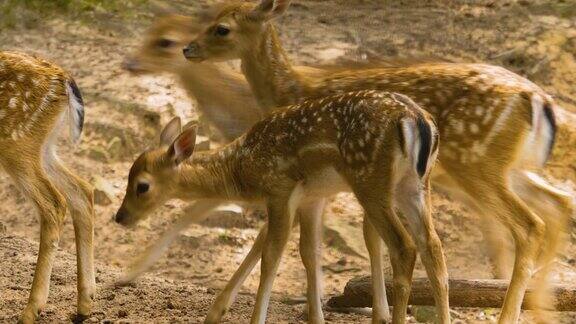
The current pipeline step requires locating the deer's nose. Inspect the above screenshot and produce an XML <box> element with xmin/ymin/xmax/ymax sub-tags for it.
<box><xmin>114</xmin><ymin>208</ymin><xmax>128</xmax><ymax>225</ymax></box>
<box><xmin>122</xmin><ymin>58</ymin><xmax>141</xmax><ymax>72</ymax></box>
<box><xmin>183</xmin><ymin>43</ymin><xmax>201</xmax><ymax>60</ymax></box>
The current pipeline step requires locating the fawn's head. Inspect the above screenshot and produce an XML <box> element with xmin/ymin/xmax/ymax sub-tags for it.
<box><xmin>115</xmin><ymin>118</ymin><xmax>198</xmax><ymax>226</ymax></box>
<box><xmin>183</xmin><ymin>0</ymin><xmax>291</xmax><ymax>62</ymax></box>
<box><xmin>123</xmin><ymin>3</ymin><xmax>210</xmax><ymax>74</ymax></box>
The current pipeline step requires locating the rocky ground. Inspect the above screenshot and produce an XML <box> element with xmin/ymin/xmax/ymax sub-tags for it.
<box><xmin>0</xmin><ymin>0</ymin><xmax>576</xmax><ymax>323</ymax></box>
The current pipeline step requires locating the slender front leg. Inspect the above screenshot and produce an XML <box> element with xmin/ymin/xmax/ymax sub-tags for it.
<box><xmin>298</xmin><ymin>199</ymin><xmax>326</xmax><ymax>324</ymax></box>
<box><xmin>251</xmin><ymin>187</ymin><xmax>302</xmax><ymax>324</ymax></box>
<box><xmin>363</xmin><ymin>218</ymin><xmax>391</xmax><ymax>323</ymax></box>
<box><xmin>205</xmin><ymin>224</ymin><xmax>268</xmax><ymax>324</ymax></box>
<box><xmin>118</xmin><ymin>199</ymin><xmax>219</xmax><ymax>284</ymax></box>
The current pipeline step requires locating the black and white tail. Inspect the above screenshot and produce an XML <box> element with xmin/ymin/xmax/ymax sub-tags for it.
<box><xmin>65</xmin><ymin>78</ymin><xmax>85</xmax><ymax>144</ymax></box>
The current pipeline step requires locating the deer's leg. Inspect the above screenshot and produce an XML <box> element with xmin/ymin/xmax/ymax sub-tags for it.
<box><xmin>433</xmin><ymin>171</ymin><xmax>513</xmax><ymax>279</ymax></box>
<box><xmin>206</xmin><ymin>211</ymin><xmax>302</xmax><ymax>323</ymax></box>
<box><xmin>120</xmin><ymin>200</ymin><xmax>219</xmax><ymax>285</ymax></box>
<box><xmin>355</xmin><ymin>183</ymin><xmax>416</xmax><ymax>324</ymax></box>
<box><xmin>449</xmin><ymin>169</ymin><xmax>545</xmax><ymax>324</ymax></box>
<box><xmin>43</xmin><ymin>157</ymin><xmax>96</xmax><ymax>317</ymax></box>
<box><xmin>205</xmin><ymin>223</ymin><xmax>268</xmax><ymax>324</ymax></box>
<box><xmin>395</xmin><ymin>176</ymin><xmax>450</xmax><ymax>324</ymax></box>
<box><xmin>510</xmin><ymin>170</ymin><xmax>574</xmax><ymax>313</ymax></box>
<box><xmin>7</xmin><ymin>162</ymin><xmax>68</xmax><ymax>324</ymax></box>
<box><xmin>298</xmin><ymin>199</ymin><xmax>326</xmax><ymax>324</ymax></box>
<box><xmin>480</xmin><ymin>216</ymin><xmax>513</xmax><ymax>279</ymax></box>
<box><xmin>251</xmin><ymin>186</ymin><xmax>302</xmax><ymax>324</ymax></box>
<box><xmin>363</xmin><ymin>218</ymin><xmax>391</xmax><ymax>323</ymax></box>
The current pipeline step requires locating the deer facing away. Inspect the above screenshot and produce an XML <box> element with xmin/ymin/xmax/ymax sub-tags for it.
<box><xmin>0</xmin><ymin>52</ymin><xmax>95</xmax><ymax>323</ymax></box>
<box><xmin>184</xmin><ymin>0</ymin><xmax>574</xmax><ymax>322</ymax></box>
<box><xmin>114</xmin><ymin>90</ymin><xmax>450</xmax><ymax>324</ymax></box>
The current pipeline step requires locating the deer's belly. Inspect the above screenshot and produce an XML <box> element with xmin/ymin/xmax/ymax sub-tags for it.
<box><xmin>303</xmin><ymin>167</ymin><xmax>350</xmax><ymax>198</ymax></box>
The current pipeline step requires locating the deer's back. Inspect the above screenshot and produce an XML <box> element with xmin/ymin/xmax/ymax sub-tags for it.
<box><xmin>0</xmin><ymin>52</ymin><xmax>69</xmax><ymax>140</ymax></box>
<box><xmin>233</xmin><ymin>90</ymin><xmax>427</xmax><ymax>195</ymax></box>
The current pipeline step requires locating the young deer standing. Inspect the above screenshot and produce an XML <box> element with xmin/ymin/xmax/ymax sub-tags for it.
<box><xmin>120</xmin><ymin>12</ymin><xmax>335</xmax><ymax>314</ymax></box>
<box><xmin>0</xmin><ymin>52</ymin><xmax>95</xmax><ymax>323</ymax></box>
<box><xmin>114</xmin><ymin>90</ymin><xmax>449</xmax><ymax>324</ymax></box>
<box><xmin>184</xmin><ymin>1</ymin><xmax>574</xmax><ymax>322</ymax></box>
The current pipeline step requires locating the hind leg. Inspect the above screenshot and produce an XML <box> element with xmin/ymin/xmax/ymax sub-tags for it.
<box><xmin>447</xmin><ymin>167</ymin><xmax>545</xmax><ymax>323</ymax></box>
<box><xmin>510</xmin><ymin>170</ymin><xmax>574</xmax><ymax>314</ymax></box>
<box><xmin>44</xmin><ymin>157</ymin><xmax>96</xmax><ymax>318</ymax></box>
<box><xmin>363</xmin><ymin>218</ymin><xmax>391</xmax><ymax>323</ymax></box>
<box><xmin>433</xmin><ymin>171</ymin><xmax>513</xmax><ymax>279</ymax></box>
<box><xmin>355</xmin><ymin>182</ymin><xmax>417</xmax><ymax>324</ymax></box>
<box><xmin>298</xmin><ymin>199</ymin><xmax>326</xmax><ymax>324</ymax></box>
<box><xmin>1</xmin><ymin>154</ymin><xmax>68</xmax><ymax>324</ymax></box>
<box><xmin>395</xmin><ymin>176</ymin><xmax>450</xmax><ymax>324</ymax></box>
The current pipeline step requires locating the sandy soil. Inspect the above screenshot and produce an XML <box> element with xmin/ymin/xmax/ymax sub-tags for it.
<box><xmin>1</xmin><ymin>0</ymin><xmax>576</xmax><ymax>323</ymax></box>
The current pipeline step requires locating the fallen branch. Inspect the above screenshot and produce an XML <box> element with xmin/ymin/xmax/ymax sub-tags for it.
<box><xmin>327</xmin><ymin>276</ymin><xmax>576</xmax><ymax>311</ymax></box>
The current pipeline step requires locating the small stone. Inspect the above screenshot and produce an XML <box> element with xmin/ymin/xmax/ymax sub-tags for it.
<box><xmin>215</xmin><ymin>267</ymin><xmax>223</xmax><ymax>273</ymax></box>
<box><xmin>411</xmin><ymin>306</ymin><xmax>437</xmax><ymax>323</ymax></box>
<box><xmin>117</xmin><ymin>310</ymin><xmax>128</xmax><ymax>318</ymax></box>
<box><xmin>166</xmin><ymin>300</ymin><xmax>176</xmax><ymax>309</ymax></box>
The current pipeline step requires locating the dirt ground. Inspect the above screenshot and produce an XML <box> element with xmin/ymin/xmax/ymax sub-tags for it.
<box><xmin>1</xmin><ymin>0</ymin><xmax>576</xmax><ymax>323</ymax></box>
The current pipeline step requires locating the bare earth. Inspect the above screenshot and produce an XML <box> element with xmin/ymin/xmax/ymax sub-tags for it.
<box><xmin>1</xmin><ymin>0</ymin><xmax>576</xmax><ymax>323</ymax></box>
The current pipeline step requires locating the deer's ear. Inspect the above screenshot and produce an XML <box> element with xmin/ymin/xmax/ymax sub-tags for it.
<box><xmin>160</xmin><ymin>117</ymin><xmax>182</xmax><ymax>147</ymax></box>
<box><xmin>250</xmin><ymin>0</ymin><xmax>291</xmax><ymax>21</ymax></box>
<box><xmin>168</xmin><ymin>127</ymin><xmax>197</xmax><ymax>165</ymax></box>
<box><xmin>150</xmin><ymin>0</ymin><xmax>177</xmax><ymax>17</ymax></box>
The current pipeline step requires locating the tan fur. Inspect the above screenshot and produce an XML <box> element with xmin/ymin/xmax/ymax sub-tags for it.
<box><xmin>185</xmin><ymin>1</ymin><xmax>574</xmax><ymax>322</ymax></box>
<box><xmin>0</xmin><ymin>51</ymin><xmax>95</xmax><ymax>323</ymax></box>
<box><xmin>116</xmin><ymin>91</ymin><xmax>449</xmax><ymax>324</ymax></box>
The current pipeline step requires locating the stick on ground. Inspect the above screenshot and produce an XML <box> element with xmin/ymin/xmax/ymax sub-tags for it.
<box><xmin>327</xmin><ymin>276</ymin><xmax>576</xmax><ymax>311</ymax></box>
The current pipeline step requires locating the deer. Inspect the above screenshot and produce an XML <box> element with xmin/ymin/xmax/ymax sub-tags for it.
<box><xmin>0</xmin><ymin>51</ymin><xmax>95</xmax><ymax>323</ymax></box>
<box><xmin>122</xmin><ymin>6</ymin><xmax>324</xmax><ymax>142</ymax></box>
<box><xmin>121</xmin><ymin>9</ymin><xmax>363</xmax><ymax>323</ymax></box>
<box><xmin>183</xmin><ymin>0</ymin><xmax>575</xmax><ymax>322</ymax></box>
<box><xmin>114</xmin><ymin>90</ymin><xmax>450</xmax><ymax>324</ymax></box>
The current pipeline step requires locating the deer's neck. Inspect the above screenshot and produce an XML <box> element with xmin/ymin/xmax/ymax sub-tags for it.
<box><xmin>177</xmin><ymin>64</ymin><xmax>263</xmax><ymax>141</ymax></box>
<box><xmin>178</xmin><ymin>139</ymin><xmax>245</xmax><ymax>200</ymax></box>
<box><xmin>241</xmin><ymin>24</ymin><xmax>306</xmax><ymax>110</ymax></box>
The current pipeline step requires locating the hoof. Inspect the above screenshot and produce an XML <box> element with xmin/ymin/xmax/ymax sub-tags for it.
<box><xmin>19</xmin><ymin>308</ymin><xmax>39</xmax><ymax>324</ymax></box>
<box><xmin>72</xmin><ymin>313</ymin><xmax>91</xmax><ymax>323</ymax></box>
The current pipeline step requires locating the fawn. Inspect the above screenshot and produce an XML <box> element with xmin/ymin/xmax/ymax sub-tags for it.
<box><xmin>123</xmin><ymin>6</ymin><xmax>324</xmax><ymax>142</ymax></box>
<box><xmin>123</xmin><ymin>11</ymin><xmax>263</xmax><ymax>142</ymax></box>
<box><xmin>115</xmin><ymin>90</ymin><xmax>449</xmax><ymax>324</ymax></box>
<box><xmin>0</xmin><ymin>52</ymin><xmax>95</xmax><ymax>323</ymax></box>
<box><xmin>184</xmin><ymin>0</ymin><xmax>574</xmax><ymax>322</ymax></box>
<box><xmin>122</xmin><ymin>9</ymin><xmax>353</xmax><ymax>323</ymax></box>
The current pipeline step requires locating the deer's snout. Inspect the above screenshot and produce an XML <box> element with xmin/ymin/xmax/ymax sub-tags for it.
<box><xmin>114</xmin><ymin>208</ymin><xmax>130</xmax><ymax>226</ymax></box>
<box><xmin>122</xmin><ymin>58</ymin><xmax>143</xmax><ymax>73</ymax></box>
<box><xmin>183</xmin><ymin>42</ymin><xmax>202</xmax><ymax>61</ymax></box>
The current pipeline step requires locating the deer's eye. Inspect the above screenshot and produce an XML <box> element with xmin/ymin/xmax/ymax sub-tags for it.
<box><xmin>215</xmin><ymin>25</ymin><xmax>230</xmax><ymax>36</ymax></box>
<box><xmin>156</xmin><ymin>38</ymin><xmax>175</xmax><ymax>48</ymax></box>
<box><xmin>136</xmin><ymin>182</ymin><xmax>150</xmax><ymax>195</ymax></box>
